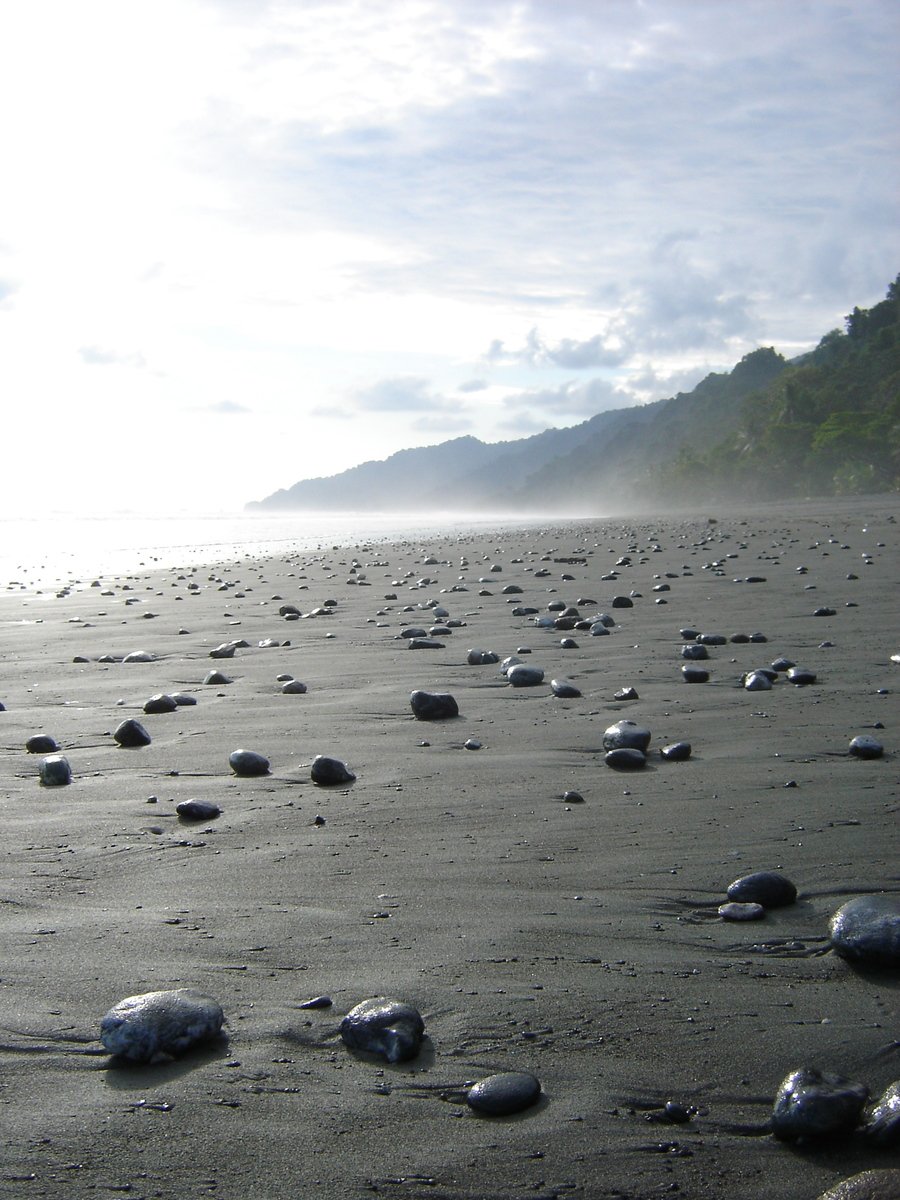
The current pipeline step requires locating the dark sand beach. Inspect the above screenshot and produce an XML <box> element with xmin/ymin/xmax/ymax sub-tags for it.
<box><xmin>1</xmin><ymin>498</ymin><xmax>897</xmax><ymax>1199</ymax></box>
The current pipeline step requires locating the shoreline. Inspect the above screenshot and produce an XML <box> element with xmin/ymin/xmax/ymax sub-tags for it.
<box><xmin>1</xmin><ymin>496</ymin><xmax>897</xmax><ymax>1199</ymax></box>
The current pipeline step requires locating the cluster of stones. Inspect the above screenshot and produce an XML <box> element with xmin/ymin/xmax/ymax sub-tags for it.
<box><xmin>718</xmin><ymin>870</ymin><xmax>798</xmax><ymax>922</ymax></box>
<box><xmin>772</xmin><ymin>1068</ymin><xmax>899</xmax><ymax>1147</ymax></box>
<box><xmin>601</xmin><ymin>719</ymin><xmax>691</xmax><ymax>770</ymax></box>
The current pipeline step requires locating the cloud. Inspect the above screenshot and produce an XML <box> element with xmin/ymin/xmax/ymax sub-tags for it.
<box><xmin>412</xmin><ymin>413</ymin><xmax>474</xmax><ymax>433</ymax></box>
<box><xmin>79</xmin><ymin>345</ymin><xmax>147</xmax><ymax>369</ymax></box>
<box><xmin>207</xmin><ymin>399</ymin><xmax>250</xmax><ymax>415</ymax></box>
<box><xmin>499</xmin><ymin>376</ymin><xmax>638</xmax><ymax>433</ymax></box>
<box><xmin>0</xmin><ymin>277</ymin><xmax>17</xmax><ymax>305</ymax></box>
<box><xmin>488</xmin><ymin>326</ymin><xmax>631</xmax><ymax>369</ymax></box>
<box><xmin>457</xmin><ymin>378</ymin><xmax>487</xmax><ymax>393</ymax></box>
<box><xmin>353</xmin><ymin>376</ymin><xmax>442</xmax><ymax>413</ymax></box>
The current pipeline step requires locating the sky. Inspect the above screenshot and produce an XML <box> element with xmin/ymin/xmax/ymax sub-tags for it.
<box><xmin>0</xmin><ymin>0</ymin><xmax>897</xmax><ymax>516</ymax></box>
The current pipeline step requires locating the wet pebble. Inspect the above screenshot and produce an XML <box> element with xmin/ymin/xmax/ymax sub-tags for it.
<box><xmin>39</xmin><ymin>754</ymin><xmax>72</xmax><ymax>786</ymax></box>
<box><xmin>719</xmin><ymin>901</ymin><xmax>766</xmax><ymax>921</ymax></box>
<box><xmin>467</xmin><ymin>1071</ymin><xmax>541</xmax><ymax>1116</ymax></box>
<box><xmin>410</xmin><ymin>690</ymin><xmax>459</xmax><ymax>720</ymax></box>
<box><xmin>849</xmin><ymin>735</ymin><xmax>884</xmax><ymax>759</ymax></box>
<box><xmin>551</xmin><ymin>678</ymin><xmax>581</xmax><ymax>698</ymax></box>
<box><xmin>727</xmin><ymin>871</ymin><xmax>797</xmax><ymax>908</ymax></box>
<box><xmin>143</xmin><ymin>693</ymin><xmax>178</xmax><ymax>714</ymax></box>
<box><xmin>771</xmin><ymin>1067</ymin><xmax>868</xmax><ymax>1141</ymax></box>
<box><xmin>604</xmin><ymin>747</ymin><xmax>646</xmax><ymax>770</ymax></box>
<box><xmin>229</xmin><ymin>748</ymin><xmax>270</xmax><ymax>777</ymax></box>
<box><xmin>281</xmin><ymin>680</ymin><xmax>308</xmax><ymax>694</ymax></box>
<box><xmin>603</xmin><ymin>720</ymin><xmax>651</xmax><ymax>752</ymax></box>
<box><xmin>26</xmin><ymin>734</ymin><xmax>60</xmax><ymax>754</ymax></box>
<box><xmin>829</xmin><ymin>895</ymin><xmax>900</xmax><ymax>968</ymax></box>
<box><xmin>660</xmin><ymin>741</ymin><xmax>691</xmax><ymax>761</ymax></box>
<box><xmin>467</xmin><ymin>649</ymin><xmax>499</xmax><ymax>665</ymax></box>
<box><xmin>507</xmin><ymin>664</ymin><xmax>545</xmax><ymax>687</ymax></box>
<box><xmin>114</xmin><ymin>719</ymin><xmax>152</xmax><ymax>748</ymax></box>
<box><xmin>682</xmin><ymin>664</ymin><xmax>710</xmax><ymax>683</ymax></box>
<box><xmin>340</xmin><ymin>998</ymin><xmax>424</xmax><ymax>1062</ymax></box>
<box><xmin>863</xmin><ymin>1080</ymin><xmax>900</xmax><ymax>1147</ymax></box>
<box><xmin>204</xmin><ymin>670</ymin><xmax>232</xmax><ymax>685</ymax></box>
<box><xmin>100</xmin><ymin>988</ymin><xmax>225</xmax><ymax>1063</ymax></box>
<box><xmin>815</xmin><ymin>1170</ymin><xmax>900</xmax><ymax>1200</ymax></box>
<box><xmin>176</xmin><ymin>799</ymin><xmax>221</xmax><ymax>821</ymax></box>
<box><xmin>310</xmin><ymin>755</ymin><xmax>355</xmax><ymax>786</ymax></box>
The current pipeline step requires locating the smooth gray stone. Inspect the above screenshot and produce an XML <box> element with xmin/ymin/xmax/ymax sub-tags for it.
<box><xmin>340</xmin><ymin>998</ymin><xmax>424</xmax><ymax>1062</ymax></box>
<box><xmin>551</xmin><ymin>678</ymin><xmax>581</xmax><ymax>698</ymax></box>
<box><xmin>114</xmin><ymin>719</ymin><xmax>152</xmax><ymax>748</ymax></box>
<box><xmin>697</xmin><ymin>633</ymin><xmax>727</xmax><ymax>645</ymax></box>
<box><xmin>660</xmin><ymin>741</ymin><xmax>691</xmax><ymax>761</ymax></box>
<box><xmin>589</xmin><ymin>622</ymin><xmax>610</xmax><ymax>636</ymax></box>
<box><xmin>310</xmin><ymin>755</ymin><xmax>355</xmax><ymax>785</ymax></box>
<box><xmin>771</xmin><ymin>1068</ymin><xmax>868</xmax><ymax>1141</ymax></box>
<box><xmin>281</xmin><ymin>680</ymin><xmax>308</xmax><ymax>694</ymax></box>
<box><xmin>500</xmin><ymin>656</ymin><xmax>523</xmax><ymax>674</ymax></box>
<box><xmin>467</xmin><ymin>649</ymin><xmax>499</xmax><ymax>665</ymax></box>
<box><xmin>682</xmin><ymin>664</ymin><xmax>709</xmax><ymax>683</ymax></box>
<box><xmin>399</xmin><ymin>627</ymin><xmax>428</xmax><ymax>639</ymax></box>
<box><xmin>604</xmin><ymin>747</ymin><xmax>646</xmax><ymax>770</ymax></box>
<box><xmin>410</xmin><ymin>690</ymin><xmax>459</xmax><ymax>720</ymax></box>
<box><xmin>176</xmin><ymin>799</ymin><xmax>221</xmax><ymax>821</ymax></box>
<box><xmin>611</xmin><ymin>595</ymin><xmax>633</xmax><ymax>608</ymax></box>
<box><xmin>614</xmin><ymin>686</ymin><xmax>639</xmax><ymax>701</ymax></box>
<box><xmin>143</xmin><ymin>693</ymin><xmax>178</xmax><ymax>714</ymax></box>
<box><xmin>719</xmin><ymin>901</ymin><xmax>766</xmax><ymax>921</ymax></box>
<box><xmin>849</xmin><ymin>735</ymin><xmax>884</xmax><ymax>759</ymax></box>
<box><xmin>122</xmin><ymin>650</ymin><xmax>156</xmax><ymax>663</ymax></box>
<box><xmin>829</xmin><ymin>895</ymin><xmax>900</xmax><ymax>968</ymax></box>
<box><xmin>681</xmin><ymin>643</ymin><xmax>709</xmax><ymax>660</ymax></box>
<box><xmin>864</xmin><ymin>1081</ymin><xmax>900</xmax><ymax>1147</ymax></box>
<box><xmin>743</xmin><ymin>670</ymin><xmax>773</xmax><ymax>691</ymax></box>
<box><xmin>39</xmin><ymin>754</ymin><xmax>71</xmax><ymax>786</ymax></box>
<box><xmin>229</xmin><ymin>748</ymin><xmax>270</xmax><ymax>776</ymax></box>
<box><xmin>467</xmin><ymin>1071</ymin><xmax>541</xmax><ymax>1115</ymax></box>
<box><xmin>26</xmin><ymin>734</ymin><xmax>60</xmax><ymax>754</ymax></box>
<box><xmin>507</xmin><ymin>664</ymin><xmax>545</xmax><ymax>687</ymax></box>
<box><xmin>172</xmin><ymin>692</ymin><xmax>197</xmax><ymax>706</ymax></box>
<box><xmin>815</xmin><ymin>1170</ymin><xmax>900</xmax><ymax>1200</ymax></box>
<box><xmin>408</xmin><ymin>638</ymin><xmax>444</xmax><ymax>649</ymax></box>
<box><xmin>787</xmin><ymin>666</ymin><xmax>817</xmax><ymax>686</ymax></box>
<box><xmin>209</xmin><ymin>642</ymin><xmax>237</xmax><ymax>659</ymax></box>
<box><xmin>727</xmin><ymin>871</ymin><xmax>797</xmax><ymax>909</ymax></box>
<box><xmin>100</xmin><ymin>988</ymin><xmax>224</xmax><ymax>1063</ymax></box>
<box><xmin>602</xmin><ymin>720</ymin><xmax>651</xmax><ymax>752</ymax></box>
<box><xmin>204</xmin><ymin>670</ymin><xmax>232</xmax><ymax>685</ymax></box>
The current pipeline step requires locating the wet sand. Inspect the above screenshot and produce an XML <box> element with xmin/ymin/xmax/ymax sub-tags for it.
<box><xmin>0</xmin><ymin>498</ymin><xmax>897</xmax><ymax>1199</ymax></box>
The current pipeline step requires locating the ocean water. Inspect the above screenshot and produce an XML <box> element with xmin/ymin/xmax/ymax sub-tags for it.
<box><xmin>0</xmin><ymin>510</ymin><xmax>574</xmax><ymax>589</ymax></box>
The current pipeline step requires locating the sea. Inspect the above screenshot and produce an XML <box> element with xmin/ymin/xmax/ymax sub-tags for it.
<box><xmin>0</xmin><ymin>510</ymin><xmax>582</xmax><ymax>590</ymax></box>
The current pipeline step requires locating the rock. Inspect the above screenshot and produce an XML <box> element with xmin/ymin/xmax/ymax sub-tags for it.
<box><xmin>863</xmin><ymin>1081</ymin><xmax>900</xmax><ymax>1147</ymax></box>
<box><xmin>100</xmin><ymin>988</ymin><xmax>224</xmax><ymax>1063</ymax></box>
<box><xmin>209</xmin><ymin>642</ymin><xmax>237</xmax><ymax>659</ymax></box>
<box><xmin>340</xmin><ymin>997</ymin><xmax>424</xmax><ymax>1062</ymax></box>
<box><xmin>727</xmin><ymin>871</ymin><xmax>797</xmax><ymax>909</ymax></box>
<box><xmin>563</xmin><ymin>790</ymin><xmax>584</xmax><ymax>803</ymax></box>
<box><xmin>464</xmin><ymin>737</ymin><xmax>482</xmax><ymax>750</ymax></box>
<box><xmin>682</xmin><ymin>664</ymin><xmax>710</xmax><ymax>683</ymax></box>
<box><xmin>114</xmin><ymin>719</ymin><xmax>152</xmax><ymax>748</ymax></box>
<box><xmin>815</xmin><ymin>1170</ymin><xmax>900</xmax><ymax>1200</ymax></box>
<box><xmin>849</xmin><ymin>735</ymin><xmax>884</xmax><ymax>759</ymax></box>
<box><xmin>660</xmin><ymin>741</ymin><xmax>691</xmax><ymax>761</ymax></box>
<box><xmin>26</xmin><ymin>734</ymin><xmax>60</xmax><ymax>754</ymax></box>
<box><xmin>611</xmin><ymin>596</ymin><xmax>633</xmax><ymax>608</ymax></box>
<box><xmin>39</xmin><ymin>754</ymin><xmax>72</xmax><ymax>786</ymax></box>
<box><xmin>551</xmin><ymin>678</ymin><xmax>582</xmax><ymax>698</ymax></box>
<box><xmin>143</xmin><ymin>693</ymin><xmax>178</xmax><ymax>714</ymax></box>
<box><xmin>697</xmin><ymin>633</ymin><xmax>727</xmax><ymax>645</ymax></box>
<box><xmin>605</xmin><ymin>747</ymin><xmax>646</xmax><ymax>770</ymax></box>
<box><xmin>408</xmin><ymin>638</ymin><xmax>445</xmax><ymax>650</ymax></box>
<box><xmin>467</xmin><ymin>649</ymin><xmax>499</xmax><ymax>665</ymax></box>
<box><xmin>743</xmin><ymin>670</ymin><xmax>773</xmax><ymax>691</ymax></box>
<box><xmin>829</xmin><ymin>895</ymin><xmax>900</xmax><ymax>968</ymax></box>
<box><xmin>613</xmin><ymin>686</ymin><xmax>639</xmax><ymax>701</ymax></box>
<box><xmin>122</xmin><ymin>650</ymin><xmax>156</xmax><ymax>663</ymax></box>
<box><xmin>467</xmin><ymin>1071</ymin><xmax>541</xmax><ymax>1116</ymax></box>
<box><xmin>681</xmin><ymin>643</ymin><xmax>709</xmax><ymax>660</ymax></box>
<box><xmin>410</xmin><ymin>691</ymin><xmax>459</xmax><ymax>720</ymax></box>
<box><xmin>203</xmin><ymin>670</ymin><xmax>233</xmax><ymax>685</ymax></box>
<box><xmin>602</xmin><ymin>720</ymin><xmax>651</xmax><ymax>752</ymax></box>
<box><xmin>281</xmin><ymin>680</ymin><xmax>308</xmax><ymax>694</ymax></box>
<box><xmin>771</xmin><ymin>1067</ymin><xmax>868</xmax><ymax>1141</ymax></box>
<box><xmin>786</xmin><ymin>667</ymin><xmax>817</xmax><ymax>686</ymax></box>
<box><xmin>719</xmin><ymin>901</ymin><xmax>766</xmax><ymax>921</ymax></box>
<box><xmin>176</xmin><ymin>799</ymin><xmax>221</xmax><ymax>821</ymax></box>
<box><xmin>310</xmin><ymin>755</ymin><xmax>355</xmax><ymax>786</ymax></box>
<box><xmin>507</xmin><ymin>664</ymin><xmax>545</xmax><ymax>687</ymax></box>
<box><xmin>229</xmin><ymin>748</ymin><xmax>270</xmax><ymax>776</ymax></box>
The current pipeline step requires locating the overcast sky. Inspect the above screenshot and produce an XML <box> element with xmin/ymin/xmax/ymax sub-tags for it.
<box><xmin>1</xmin><ymin>0</ymin><xmax>897</xmax><ymax>515</ymax></box>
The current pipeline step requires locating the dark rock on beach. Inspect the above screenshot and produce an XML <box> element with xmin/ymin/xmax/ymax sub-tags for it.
<box><xmin>100</xmin><ymin>988</ymin><xmax>225</xmax><ymax>1063</ymax></box>
<box><xmin>660</xmin><ymin>741</ymin><xmax>691</xmax><ymax>761</ymax></box>
<box><xmin>771</xmin><ymin>1067</ymin><xmax>868</xmax><ymax>1141</ymax></box>
<box><xmin>410</xmin><ymin>690</ymin><xmax>459</xmax><ymax>720</ymax></box>
<box><xmin>310</xmin><ymin>755</ymin><xmax>356</xmax><ymax>785</ymax></box>
<box><xmin>340</xmin><ymin>997</ymin><xmax>424</xmax><ymax>1063</ymax></box>
<box><xmin>603</xmin><ymin>720</ymin><xmax>651</xmax><ymax>752</ymax></box>
<box><xmin>551</xmin><ymin>678</ymin><xmax>582</xmax><ymax>698</ymax></box>
<box><xmin>604</xmin><ymin>747</ymin><xmax>646</xmax><ymax>770</ymax></box>
<box><xmin>829</xmin><ymin>895</ymin><xmax>900</xmax><ymax>968</ymax></box>
<box><xmin>229</xmin><ymin>748</ymin><xmax>270</xmax><ymax>776</ymax></box>
<box><xmin>727</xmin><ymin>871</ymin><xmax>797</xmax><ymax>909</ymax></box>
<box><xmin>849</xmin><ymin>735</ymin><xmax>884</xmax><ymax>759</ymax></box>
<box><xmin>39</xmin><ymin>754</ymin><xmax>72</xmax><ymax>786</ymax></box>
<box><xmin>863</xmin><ymin>1081</ymin><xmax>900</xmax><ymax>1147</ymax></box>
<box><xmin>507</xmin><ymin>664</ymin><xmax>545</xmax><ymax>687</ymax></box>
<box><xmin>114</xmin><ymin>719</ymin><xmax>152</xmax><ymax>748</ymax></box>
<box><xmin>467</xmin><ymin>1071</ymin><xmax>542</xmax><ymax>1116</ymax></box>
<box><xmin>143</xmin><ymin>693</ymin><xmax>179</xmax><ymax>714</ymax></box>
<box><xmin>26</xmin><ymin>734</ymin><xmax>60</xmax><ymax>754</ymax></box>
<box><xmin>176</xmin><ymin>799</ymin><xmax>221</xmax><ymax>821</ymax></box>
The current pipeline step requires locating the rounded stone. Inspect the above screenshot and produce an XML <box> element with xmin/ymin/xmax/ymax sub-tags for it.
<box><xmin>604</xmin><ymin>747</ymin><xmax>646</xmax><ymax>770</ymax></box>
<box><xmin>39</xmin><ymin>754</ymin><xmax>72</xmax><ymax>786</ymax></box>
<box><xmin>506</xmin><ymin>664</ymin><xmax>545</xmax><ymax>687</ymax></box>
<box><xmin>786</xmin><ymin>667</ymin><xmax>817</xmax><ymax>686</ymax></box>
<box><xmin>602</xmin><ymin>720</ymin><xmax>651</xmax><ymax>752</ymax></box>
<box><xmin>410</xmin><ymin>690</ymin><xmax>459</xmax><ymax>720</ymax></box>
<box><xmin>660</xmin><ymin>741</ymin><xmax>691</xmax><ymax>762</ymax></box>
<box><xmin>143</xmin><ymin>693</ymin><xmax>178</xmax><ymax>714</ymax></box>
<box><xmin>100</xmin><ymin>988</ymin><xmax>224</xmax><ymax>1063</ymax></box>
<box><xmin>719</xmin><ymin>901</ymin><xmax>766</xmax><ymax>921</ymax></box>
<box><xmin>563</xmin><ymin>790</ymin><xmax>584</xmax><ymax>803</ymax></box>
<box><xmin>849</xmin><ymin>735</ymin><xmax>884</xmax><ymax>759</ymax></box>
<box><xmin>408</xmin><ymin>637</ymin><xmax>444</xmax><ymax>650</ymax></box>
<box><xmin>727</xmin><ymin>871</ymin><xmax>797</xmax><ymax>909</ymax></box>
<box><xmin>467</xmin><ymin>649</ymin><xmax>499</xmax><ymax>665</ymax></box>
<box><xmin>611</xmin><ymin>595</ymin><xmax>633</xmax><ymax>608</ymax></box>
<box><xmin>863</xmin><ymin>1081</ymin><xmax>900</xmax><ymax>1147</ymax></box>
<box><xmin>829</xmin><ymin>895</ymin><xmax>900</xmax><ymax>968</ymax></box>
<box><xmin>815</xmin><ymin>1171</ymin><xmax>900</xmax><ymax>1200</ymax></box>
<box><xmin>114</xmin><ymin>719</ymin><xmax>152</xmax><ymax>748</ymax></box>
<box><xmin>340</xmin><ymin>998</ymin><xmax>424</xmax><ymax>1063</ymax></box>
<box><xmin>310</xmin><ymin>755</ymin><xmax>356</xmax><ymax>786</ymax></box>
<box><xmin>551</xmin><ymin>678</ymin><xmax>582</xmax><ymax>698</ymax></box>
<box><xmin>743</xmin><ymin>670</ymin><xmax>773</xmax><ymax>691</ymax></box>
<box><xmin>209</xmin><ymin>642</ymin><xmax>237</xmax><ymax>659</ymax></box>
<box><xmin>681</xmin><ymin>664</ymin><xmax>710</xmax><ymax>683</ymax></box>
<box><xmin>122</xmin><ymin>650</ymin><xmax>156</xmax><ymax>663</ymax></box>
<box><xmin>771</xmin><ymin>1067</ymin><xmax>868</xmax><ymax>1141</ymax></box>
<box><xmin>681</xmin><ymin>643</ymin><xmax>709</xmax><ymax>660</ymax></box>
<box><xmin>281</xmin><ymin>680</ymin><xmax>308</xmax><ymax>694</ymax></box>
<box><xmin>176</xmin><ymin>799</ymin><xmax>221</xmax><ymax>821</ymax></box>
<box><xmin>229</xmin><ymin>748</ymin><xmax>270</xmax><ymax>776</ymax></box>
<box><xmin>204</xmin><ymin>670</ymin><xmax>232</xmax><ymax>685</ymax></box>
<box><xmin>467</xmin><ymin>1071</ymin><xmax>541</xmax><ymax>1116</ymax></box>
<box><xmin>26</xmin><ymin>734</ymin><xmax>60</xmax><ymax>754</ymax></box>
